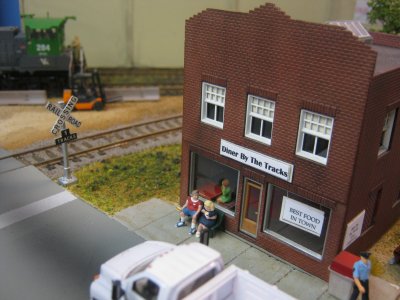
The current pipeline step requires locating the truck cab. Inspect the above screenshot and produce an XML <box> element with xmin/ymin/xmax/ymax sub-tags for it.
<box><xmin>90</xmin><ymin>242</ymin><xmax>224</xmax><ymax>300</ymax></box>
<box><xmin>121</xmin><ymin>243</ymin><xmax>223</xmax><ymax>299</ymax></box>
<box><xmin>90</xmin><ymin>241</ymin><xmax>176</xmax><ymax>300</ymax></box>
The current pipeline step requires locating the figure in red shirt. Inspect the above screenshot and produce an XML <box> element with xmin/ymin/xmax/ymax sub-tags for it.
<box><xmin>176</xmin><ymin>190</ymin><xmax>203</xmax><ymax>235</ymax></box>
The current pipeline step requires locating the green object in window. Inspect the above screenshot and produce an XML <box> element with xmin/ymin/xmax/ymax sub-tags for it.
<box><xmin>220</xmin><ymin>181</ymin><xmax>231</xmax><ymax>203</ymax></box>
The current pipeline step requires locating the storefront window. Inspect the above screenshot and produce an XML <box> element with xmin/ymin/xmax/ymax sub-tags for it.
<box><xmin>264</xmin><ymin>184</ymin><xmax>331</xmax><ymax>259</ymax></box>
<box><xmin>190</xmin><ymin>152</ymin><xmax>238</xmax><ymax>214</ymax></box>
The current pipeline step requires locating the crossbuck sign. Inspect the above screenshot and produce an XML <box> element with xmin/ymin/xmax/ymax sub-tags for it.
<box><xmin>44</xmin><ymin>96</ymin><xmax>81</xmax><ymax>186</ymax></box>
<box><xmin>45</xmin><ymin>96</ymin><xmax>81</xmax><ymax>135</ymax></box>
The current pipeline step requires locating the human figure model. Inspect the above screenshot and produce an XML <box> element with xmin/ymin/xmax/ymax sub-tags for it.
<box><xmin>195</xmin><ymin>200</ymin><xmax>218</xmax><ymax>238</ymax></box>
<box><xmin>350</xmin><ymin>251</ymin><xmax>371</xmax><ymax>300</ymax></box>
<box><xmin>216</xmin><ymin>179</ymin><xmax>231</xmax><ymax>204</ymax></box>
<box><xmin>389</xmin><ymin>244</ymin><xmax>400</xmax><ymax>265</ymax></box>
<box><xmin>176</xmin><ymin>190</ymin><xmax>203</xmax><ymax>235</ymax></box>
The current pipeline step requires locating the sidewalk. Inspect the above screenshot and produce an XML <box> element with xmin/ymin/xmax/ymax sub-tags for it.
<box><xmin>113</xmin><ymin>198</ymin><xmax>336</xmax><ymax>300</ymax></box>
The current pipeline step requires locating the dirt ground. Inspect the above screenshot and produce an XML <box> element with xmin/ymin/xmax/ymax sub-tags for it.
<box><xmin>0</xmin><ymin>96</ymin><xmax>399</xmax><ymax>284</ymax></box>
<box><xmin>0</xmin><ymin>96</ymin><xmax>183</xmax><ymax>150</ymax></box>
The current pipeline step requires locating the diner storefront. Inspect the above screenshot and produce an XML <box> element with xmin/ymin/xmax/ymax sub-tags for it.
<box><xmin>180</xmin><ymin>4</ymin><xmax>400</xmax><ymax>280</ymax></box>
<box><xmin>187</xmin><ymin>141</ymin><xmax>332</xmax><ymax>261</ymax></box>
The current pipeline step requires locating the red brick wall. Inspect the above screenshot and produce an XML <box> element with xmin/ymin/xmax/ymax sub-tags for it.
<box><xmin>181</xmin><ymin>4</ymin><xmax>382</xmax><ymax>280</ymax></box>
<box><xmin>370</xmin><ymin>31</ymin><xmax>400</xmax><ymax>48</ymax></box>
<box><xmin>346</xmin><ymin>67</ymin><xmax>400</xmax><ymax>254</ymax></box>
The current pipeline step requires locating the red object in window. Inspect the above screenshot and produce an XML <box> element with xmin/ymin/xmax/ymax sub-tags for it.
<box><xmin>198</xmin><ymin>183</ymin><xmax>222</xmax><ymax>200</ymax></box>
<box><xmin>330</xmin><ymin>251</ymin><xmax>359</xmax><ymax>279</ymax></box>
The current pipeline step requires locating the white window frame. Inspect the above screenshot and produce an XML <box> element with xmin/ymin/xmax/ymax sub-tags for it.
<box><xmin>245</xmin><ymin>95</ymin><xmax>275</xmax><ymax>145</ymax></box>
<box><xmin>296</xmin><ymin>110</ymin><xmax>334</xmax><ymax>165</ymax></box>
<box><xmin>263</xmin><ymin>184</ymin><xmax>331</xmax><ymax>260</ymax></box>
<box><xmin>201</xmin><ymin>82</ymin><xmax>225</xmax><ymax>129</ymax></box>
<box><xmin>378</xmin><ymin>109</ymin><xmax>396</xmax><ymax>155</ymax></box>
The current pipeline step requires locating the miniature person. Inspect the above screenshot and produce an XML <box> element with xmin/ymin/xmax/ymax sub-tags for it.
<box><xmin>389</xmin><ymin>244</ymin><xmax>400</xmax><ymax>265</ymax></box>
<box><xmin>216</xmin><ymin>179</ymin><xmax>231</xmax><ymax>204</ymax></box>
<box><xmin>176</xmin><ymin>190</ymin><xmax>203</xmax><ymax>235</ymax></box>
<box><xmin>195</xmin><ymin>200</ymin><xmax>218</xmax><ymax>238</ymax></box>
<box><xmin>350</xmin><ymin>251</ymin><xmax>371</xmax><ymax>300</ymax></box>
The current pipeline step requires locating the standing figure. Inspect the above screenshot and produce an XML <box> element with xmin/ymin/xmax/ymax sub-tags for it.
<box><xmin>195</xmin><ymin>200</ymin><xmax>218</xmax><ymax>238</ymax></box>
<box><xmin>216</xmin><ymin>179</ymin><xmax>231</xmax><ymax>204</ymax></box>
<box><xmin>350</xmin><ymin>251</ymin><xmax>371</xmax><ymax>300</ymax></box>
<box><xmin>389</xmin><ymin>244</ymin><xmax>400</xmax><ymax>265</ymax></box>
<box><xmin>176</xmin><ymin>190</ymin><xmax>203</xmax><ymax>235</ymax></box>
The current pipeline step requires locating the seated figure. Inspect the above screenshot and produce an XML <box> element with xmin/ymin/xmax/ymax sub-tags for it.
<box><xmin>196</xmin><ymin>200</ymin><xmax>218</xmax><ymax>238</ymax></box>
<box><xmin>217</xmin><ymin>179</ymin><xmax>232</xmax><ymax>204</ymax></box>
<box><xmin>176</xmin><ymin>190</ymin><xmax>203</xmax><ymax>235</ymax></box>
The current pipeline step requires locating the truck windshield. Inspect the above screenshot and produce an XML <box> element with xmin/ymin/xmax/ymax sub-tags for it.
<box><xmin>133</xmin><ymin>278</ymin><xmax>159</xmax><ymax>300</ymax></box>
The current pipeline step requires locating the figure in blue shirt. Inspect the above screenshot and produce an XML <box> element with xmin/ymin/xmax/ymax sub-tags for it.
<box><xmin>350</xmin><ymin>251</ymin><xmax>371</xmax><ymax>300</ymax></box>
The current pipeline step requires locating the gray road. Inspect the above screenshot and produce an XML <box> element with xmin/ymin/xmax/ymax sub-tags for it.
<box><xmin>0</xmin><ymin>159</ymin><xmax>144</xmax><ymax>300</ymax></box>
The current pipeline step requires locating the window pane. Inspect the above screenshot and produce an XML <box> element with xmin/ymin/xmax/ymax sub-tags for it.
<box><xmin>191</xmin><ymin>153</ymin><xmax>238</xmax><ymax>213</ymax></box>
<box><xmin>216</xmin><ymin>106</ymin><xmax>224</xmax><ymax>122</ymax></box>
<box><xmin>302</xmin><ymin>134</ymin><xmax>315</xmax><ymax>153</ymax></box>
<box><xmin>206</xmin><ymin>103</ymin><xmax>215</xmax><ymax>120</ymax></box>
<box><xmin>265</xmin><ymin>184</ymin><xmax>330</xmax><ymax>255</ymax></box>
<box><xmin>316</xmin><ymin>138</ymin><xmax>329</xmax><ymax>158</ymax></box>
<box><xmin>251</xmin><ymin>117</ymin><xmax>261</xmax><ymax>135</ymax></box>
<box><xmin>380</xmin><ymin>131</ymin><xmax>385</xmax><ymax>147</ymax></box>
<box><xmin>262</xmin><ymin>121</ymin><xmax>272</xmax><ymax>139</ymax></box>
<box><xmin>380</xmin><ymin>109</ymin><xmax>397</xmax><ymax>152</ymax></box>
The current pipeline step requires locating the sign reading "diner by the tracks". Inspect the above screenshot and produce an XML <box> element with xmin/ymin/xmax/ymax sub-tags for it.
<box><xmin>220</xmin><ymin>139</ymin><xmax>294</xmax><ymax>182</ymax></box>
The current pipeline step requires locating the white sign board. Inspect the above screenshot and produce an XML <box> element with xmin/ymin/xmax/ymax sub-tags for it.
<box><xmin>45</xmin><ymin>96</ymin><xmax>81</xmax><ymax>135</ymax></box>
<box><xmin>280</xmin><ymin>196</ymin><xmax>325</xmax><ymax>237</ymax></box>
<box><xmin>342</xmin><ymin>210</ymin><xmax>365</xmax><ymax>250</ymax></box>
<box><xmin>220</xmin><ymin>139</ymin><xmax>293</xmax><ymax>182</ymax></box>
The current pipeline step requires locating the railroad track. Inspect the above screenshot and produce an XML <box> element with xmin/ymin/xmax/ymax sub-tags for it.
<box><xmin>2</xmin><ymin>114</ymin><xmax>182</xmax><ymax>180</ymax></box>
<box><xmin>97</xmin><ymin>68</ymin><xmax>184</xmax><ymax>96</ymax></box>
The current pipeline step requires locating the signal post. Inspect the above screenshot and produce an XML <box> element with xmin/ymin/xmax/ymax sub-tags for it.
<box><xmin>45</xmin><ymin>96</ymin><xmax>81</xmax><ymax>186</ymax></box>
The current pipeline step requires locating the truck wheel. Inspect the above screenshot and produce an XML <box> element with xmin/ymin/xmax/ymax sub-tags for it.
<box><xmin>93</xmin><ymin>101</ymin><xmax>104</xmax><ymax>111</ymax></box>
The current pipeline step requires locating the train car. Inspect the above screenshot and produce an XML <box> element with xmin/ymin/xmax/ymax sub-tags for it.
<box><xmin>0</xmin><ymin>14</ymin><xmax>79</xmax><ymax>96</ymax></box>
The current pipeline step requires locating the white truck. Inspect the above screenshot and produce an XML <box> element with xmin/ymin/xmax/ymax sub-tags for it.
<box><xmin>183</xmin><ymin>265</ymin><xmax>295</xmax><ymax>300</ymax></box>
<box><xmin>90</xmin><ymin>241</ymin><xmax>294</xmax><ymax>300</ymax></box>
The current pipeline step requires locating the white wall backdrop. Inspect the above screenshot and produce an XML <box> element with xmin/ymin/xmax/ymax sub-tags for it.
<box><xmin>20</xmin><ymin>0</ymin><xmax>357</xmax><ymax>68</ymax></box>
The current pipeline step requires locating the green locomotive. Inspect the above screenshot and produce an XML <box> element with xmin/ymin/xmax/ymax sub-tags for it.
<box><xmin>0</xmin><ymin>14</ymin><xmax>82</xmax><ymax>96</ymax></box>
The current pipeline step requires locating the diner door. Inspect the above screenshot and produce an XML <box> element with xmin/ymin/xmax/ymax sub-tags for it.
<box><xmin>240</xmin><ymin>180</ymin><xmax>261</xmax><ymax>236</ymax></box>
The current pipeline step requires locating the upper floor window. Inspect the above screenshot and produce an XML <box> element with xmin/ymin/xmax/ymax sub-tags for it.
<box><xmin>393</xmin><ymin>189</ymin><xmax>400</xmax><ymax>208</ymax></box>
<box><xmin>201</xmin><ymin>83</ymin><xmax>225</xmax><ymax>128</ymax></box>
<box><xmin>379</xmin><ymin>109</ymin><xmax>397</xmax><ymax>155</ymax></box>
<box><xmin>296</xmin><ymin>110</ymin><xmax>334</xmax><ymax>165</ymax></box>
<box><xmin>245</xmin><ymin>95</ymin><xmax>275</xmax><ymax>145</ymax></box>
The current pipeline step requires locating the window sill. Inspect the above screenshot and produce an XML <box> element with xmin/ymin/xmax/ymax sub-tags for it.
<box><xmin>201</xmin><ymin>118</ymin><xmax>223</xmax><ymax>129</ymax></box>
<box><xmin>198</xmin><ymin>196</ymin><xmax>235</xmax><ymax>217</ymax></box>
<box><xmin>392</xmin><ymin>200</ymin><xmax>400</xmax><ymax>208</ymax></box>
<box><xmin>377</xmin><ymin>148</ymin><xmax>389</xmax><ymax>158</ymax></box>
<box><xmin>245</xmin><ymin>133</ymin><xmax>271</xmax><ymax>146</ymax></box>
<box><xmin>296</xmin><ymin>151</ymin><xmax>328</xmax><ymax>166</ymax></box>
<box><xmin>215</xmin><ymin>203</ymin><xmax>235</xmax><ymax>216</ymax></box>
<box><xmin>264</xmin><ymin>229</ymin><xmax>323</xmax><ymax>261</ymax></box>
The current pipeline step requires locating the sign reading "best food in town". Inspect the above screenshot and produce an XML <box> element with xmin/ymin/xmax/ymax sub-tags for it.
<box><xmin>280</xmin><ymin>196</ymin><xmax>325</xmax><ymax>237</ymax></box>
<box><xmin>220</xmin><ymin>139</ymin><xmax>294</xmax><ymax>182</ymax></box>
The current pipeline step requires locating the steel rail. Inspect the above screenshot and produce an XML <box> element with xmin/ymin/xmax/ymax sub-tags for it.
<box><xmin>34</xmin><ymin>125</ymin><xmax>182</xmax><ymax>168</ymax></box>
<box><xmin>0</xmin><ymin>114</ymin><xmax>182</xmax><ymax>160</ymax></box>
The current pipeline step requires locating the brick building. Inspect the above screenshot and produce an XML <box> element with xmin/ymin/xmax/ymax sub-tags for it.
<box><xmin>179</xmin><ymin>3</ymin><xmax>400</xmax><ymax>280</ymax></box>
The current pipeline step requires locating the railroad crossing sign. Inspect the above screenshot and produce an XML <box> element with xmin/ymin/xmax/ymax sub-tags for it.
<box><xmin>44</xmin><ymin>98</ymin><xmax>80</xmax><ymax>186</ymax></box>
<box><xmin>55</xmin><ymin>129</ymin><xmax>77</xmax><ymax>146</ymax></box>
<box><xmin>45</xmin><ymin>96</ymin><xmax>81</xmax><ymax>135</ymax></box>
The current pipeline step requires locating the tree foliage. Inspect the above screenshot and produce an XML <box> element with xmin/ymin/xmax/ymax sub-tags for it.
<box><xmin>368</xmin><ymin>0</ymin><xmax>400</xmax><ymax>34</ymax></box>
